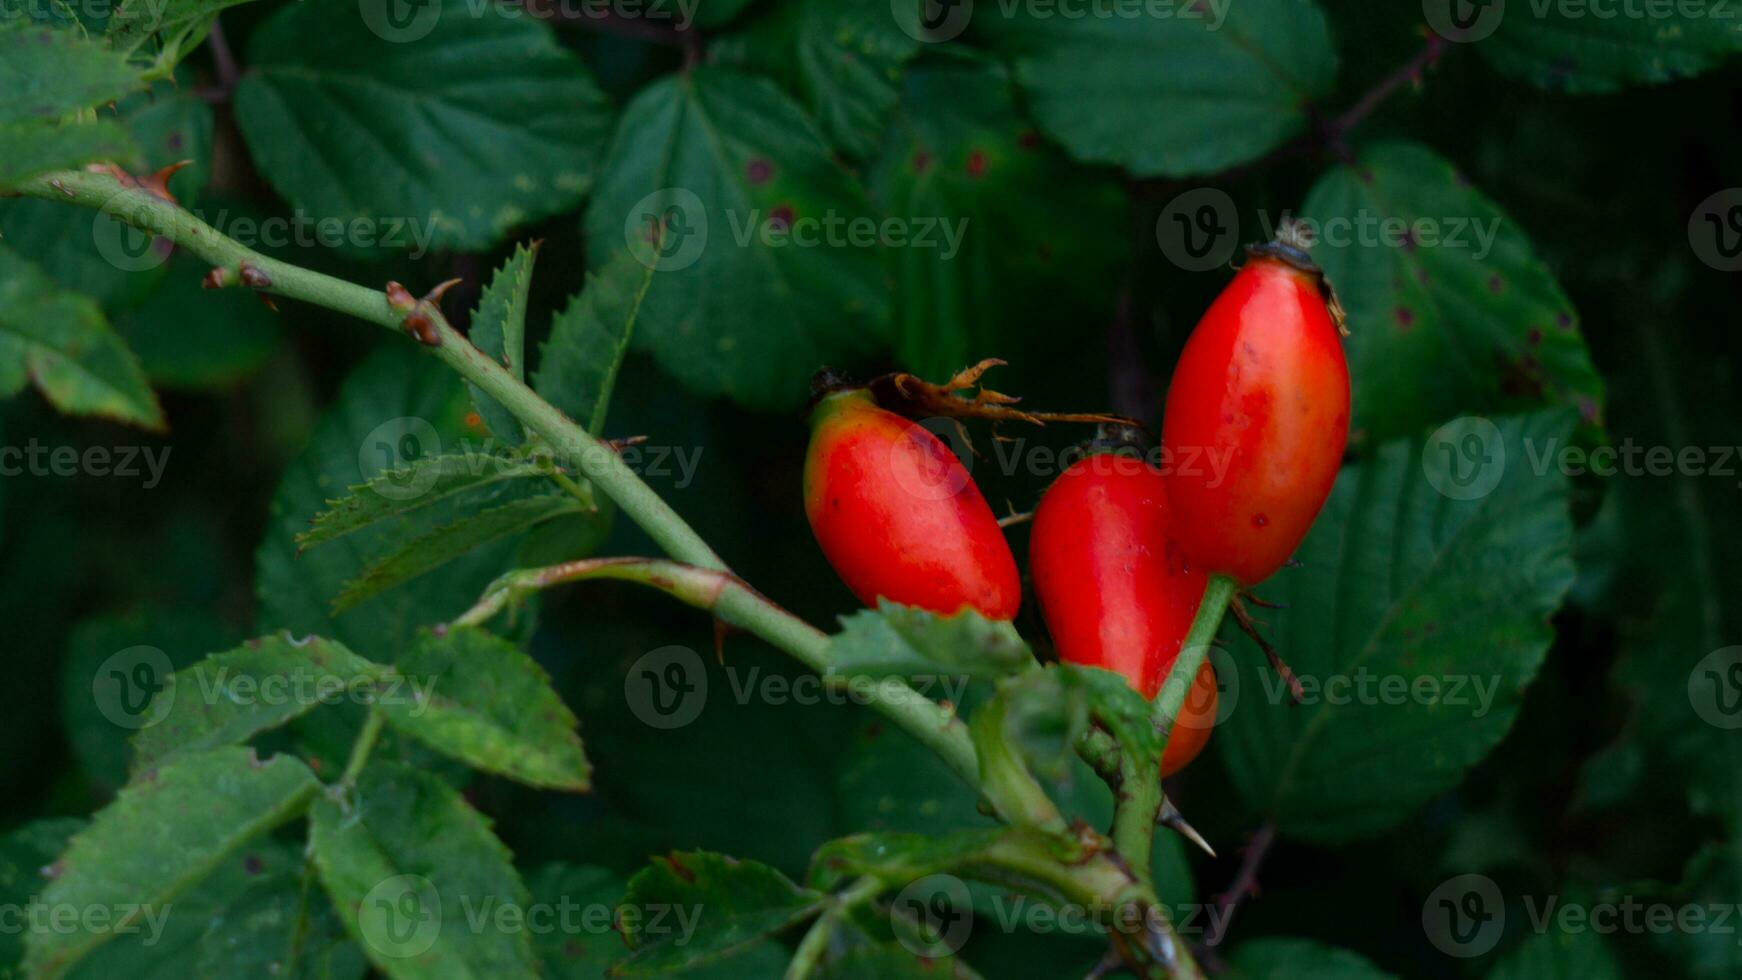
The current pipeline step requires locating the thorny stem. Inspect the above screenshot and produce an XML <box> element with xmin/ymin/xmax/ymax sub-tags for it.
<box><xmin>19</xmin><ymin>167</ymin><xmax>1207</xmax><ymax>980</ymax></box>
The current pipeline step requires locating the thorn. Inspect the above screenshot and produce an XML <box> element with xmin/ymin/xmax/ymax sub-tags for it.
<box><xmin>713</xmin><ymin>618</ymin><xmax>729</xmax><ymax>664</ymax></box>
<box><xmin>238</xmin><ymin>260</ymin><xmax>272</xmax><ymax>289</ymax></box>
<box><xmin>256</xmin><ymin>292</ymin><xmax>278</xmax><ymax>312</ymax></box>
<box><xmin>607</xmin><ymin>435</ymin><xmax>649</xmax><ymax>453</ymax></box>
<box><xmin>1157</xmin><ymin>797</ymin><xmax>1217</xmax><ymax>858</ymax></box>
<box><xmin>142</xmin><ymin>160</ymin><xmax>192</xmax><ymax>203</ymax></box>
<box><xmin>201</xmin><ymin>266</ymin><xmax>230</xmax><ymax>290</ymax></box>
<box><xmin>1231</xmin><ymin>599</ymin><xmax>1304</xmax><ymax>704</ymax></box>
<box><xmin>385</xmin><ymin>281</ymin><xmax>417</xmax><ymax>312</ymax></box>
<box><xmin>422</xmin><ymin>277</ymin><xmax>463</xmax><ymax>306</ymax></box>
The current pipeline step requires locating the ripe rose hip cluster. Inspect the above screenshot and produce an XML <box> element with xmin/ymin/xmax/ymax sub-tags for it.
<box><xmin>804</xmin><ymin>232</ymin><xmax>1350</xmax><ymax>776</ymax></box>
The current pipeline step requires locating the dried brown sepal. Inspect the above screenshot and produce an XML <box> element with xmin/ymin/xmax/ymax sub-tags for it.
<box><xmin>1248</xmin><ymin>220</ymin><xmax>1349</xmax><ymax>337</ymax></box>
<box><xmin>864</xmin><ymin>358</ymin><xmax>1135</xmax><ymax>429</ymax></box>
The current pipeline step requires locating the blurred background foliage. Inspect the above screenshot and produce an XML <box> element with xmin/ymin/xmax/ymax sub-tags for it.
<box><xmin>2</xmin><ymin>0</ymin><xmax>1740</xmax><ymax>976</ymax></box>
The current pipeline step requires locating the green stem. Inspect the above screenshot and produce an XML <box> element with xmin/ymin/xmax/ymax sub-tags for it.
<box><xmin>1153</xmin><ymin>574</ymin><xmax>1237</xmax><ymax>737</ymax></box>
<box><xmin>451</xmin><ymin>558</ymin><xmax>978</xmax><ymax>785</ymax></box>
<box><xmin>784</xmin><ymin>878</ymin><xmax>881</xmax><ymax>980</ymax></box>
<box><xmin>340</xmin><ymin>709</ymin><xmax>387</xmax><ymax>790</ymax></box>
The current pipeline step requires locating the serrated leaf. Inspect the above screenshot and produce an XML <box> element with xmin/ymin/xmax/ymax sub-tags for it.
<box><xmin>582</xmin><ymin>67</ymin><xmax>888</xmax><ymax>410</ymax></box>
<box><xmin>827</xmin><ymin>604</ymin><xmax>1033</xmax><ymax>683</ymax></box>
<box><xmin>466</xmin><ymin>242</ymin><xmax>539</xmax><ymax>444</ymax></box>
<box><xmin>533</xmin><ymin>247</ymin><xmax>657</xmax><ymax>436</ymax></box>
<box><xmin>974</xmin><ymin>0</ymin><xmax>1337</xmax><ymax>176</ymax></box>
<box><xmin>807</xmin><ymin>830</ymin><xmax>1009</xmax><ymax>892</ymax></box>
<box><xmin>299</xmin><ymin>453</ymin><xmax>551</xmax><ymax>549</ymax></box>
<box><xmin>333</xmin><ymin>491</ymin><xmax>595</xmax><ymax>613</ymax></box>
<box><xmin>0</xmin><ymin>19</ymin><xmax>144</xmax><ymax>123</ymax></box>
<box><xmin>255</xmin><ymin>344</ymin><xmax>529</xmax><ymax>660</ymax></box>
<box><xmin>107</xmin><ymin>0</ymin><xmax>256</xmax><ymax>61</ymax></box>
<box><xmin>129</xmin><ymin>633</ymin><xmax>387</xmax><ymax>773</ymax></box>
<box><xmin>1477</xmin><ymin>9</ymin><xmax>1742</xmax><ymax>93</ymax></box>
<box><xmin>1487</xmin><ymin>929</ymin><xmax>1620</xmax><ymax>980</ymax></box>
<box><xmin>715</xmin><ymin>0</ymin><xmax>920</xmax><ymax>160</ymax></box>
<box><xmin>235</xmin><ymin>0</ymin><xmax>613</xmax><ymax>253</ymax></box>
<box><xmin>1219</xmin><ymin>411</ymin><xmax>1577</xmax><ymax>843</ymax></box>
<box><xmin>378</xmin><ymin>627</ymin><xmax>589</xmax><ymax>790</ymax></box>
<box><xmin>309</xmin><ymin>762</ymin><xmax>538</xmax><ymax>979</ymax></box>
<box><xmin>1227</xmin><ymin>938</ymin><xmax>1398</xmax><ymax>978</ymax></box>
<box><xmin>615</xmin><ymin>851</ymin><xmax>825</xmax><ymax>976</ymax></box>
<box><xmin>1302</xmin><ymin>141</ymin><xmax>1604</xmax><ymax>443</ymax></box>
<box><xmin>24</xmin><ymin>748</ymin><xmax>321</xmax><ymax>979</ymax></box>
<box><xmin>0</xmin><ymin>243</ymin><xmax>164</xmax><ymax>430</ymax></box>
<box><xmin>0</xmin><ymin>120</ymin><xmax>135</xmax><ymax>188</ymax></box>
<box><xmin>867</xmin><ymin>52</ymin><xmax>1124</xmax><ymax>380</ymax></box>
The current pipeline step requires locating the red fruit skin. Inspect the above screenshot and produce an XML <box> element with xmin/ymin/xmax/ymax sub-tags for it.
<box><xmin>1029</xmin><ymin>454</ymin><xmax>1217</xmax><ymax>776</ymax></box>
<box><xmin>804</xmin><ymin>390</ymin><xmax>1021</xmax><ymax>619</ymax></box>
<box><xmin>1162</xmin><ymin>253</ymin><xmax>1351</xmax><ymax>586</ymax></box>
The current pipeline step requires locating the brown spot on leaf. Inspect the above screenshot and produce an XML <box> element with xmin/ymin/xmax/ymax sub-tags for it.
<box><xmin>746</xmin><ymin>158</ymin><xmax>773</xmax><ymax>185</ymax></box>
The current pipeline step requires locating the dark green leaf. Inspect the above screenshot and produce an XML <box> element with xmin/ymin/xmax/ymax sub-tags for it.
<box><xmin>807</xmin><ymin>829</ymin><xmax>1010</xmax><ymax>892</ymax></box>
<box><xmin>615</xmin><ymin>851</ymin><xmax>825</xmax><ymax>975</ymax></box>
<box><xmin>0</xmin><ymin>20</ymin><xmax>144</xmax><ymax>123</ymax></box>
<box><xmin>466</xmin><ymin>242</ymin><xmax>539</xmax><ymax>444</ymax></box>
<box><xmin>1486</xmin><ymin>929</ymin><xmax>1620</xmax><ymax>980</ymax></box>
<box><xmin>582</xmin><ymin>67</ymin><xmax>888</xmax><ymax>410</ymax></box>
<box><xmin>309</xmin><ymin>762</ymin><xmax>538</xmax><ymax>979</ymax></box>
<box><xmin>1476</xmin><ymin>10</ymin><xmax>1742</xmax><ymax>93</ymax></box>
<box><xmin>235</xmin><ymin>0</ymin><xmax>613</xmax><ymax>253</ymax></box>
<box><xmin>975</xmin><ymin>0</ymin><xmax>1337</xmax><ymax>176</ymax></box>
<box><xmin>298</xmin><ymin>453</ymin><xmax>550</xmax><ymax>549</ymax></box>
<box><xmin>867</xmin><ymin>52</ymin><xmax>1124</xmax><ymax>379</ymax></box>
<box><xmin>112</xmin><ymin>249</ymin><xmax>281</xmax><ymax>389</ymax></box>
<box><xmin>1219</xmin><ymin>411</ymin><xmax>1577</xmax><ymax>843</ymax></box>
<box><xmin>129</xmin><ymin>633</ymin><xmax>386</xmax><ymax>773</ymax></box>
<box><xmin>533</xmin><ymin>247</ymin><xmax>657</xmax><ymax>436</ymax></box>
<box><xmin>24</xmin><ymin>748</ymin><xmax>320</xmax><ymax>978</ymax></box>
<box><xmin>1658</xmin><ymin>838</ymin><xmax>1742</xmax><ymax>979</ymax></box>
<box><xmin>333</xmin><ymin>490</ymin><xmax>595</xmax><ymax>612</ymax></box>
<box><xmin>826</xmin><ymin>604</ymin><xmax>1033</xmax><ymax>682</ymax></box>
<box><xmin>107</xmin><ymin>0</ymin><xmax>257</xmax><ymax>62</ymax></box>
<box><xmin>0</xmin><ymin>120</ymin><xmax>134</xmax><ymax>188</ymax></box>
<box><xmin>0</xmin><ymin>243</ymin><xmax>164</xmax><ymax>430</ymax></box>
<box><xmin>378</xmin><ymin>627</ymin><xmax>589</xmax><ymax>790</ymax></box>
<box><xmin>0</xmin><ymin>820</ymin><xmax>82</xmax><ymax>976</ymax></box>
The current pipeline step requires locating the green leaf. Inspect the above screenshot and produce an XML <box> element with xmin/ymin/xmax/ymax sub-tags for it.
<box><xmin>615</xmin><ymin>851</ymin><xmax>826</xmax><ymax>975</ymax></box>
<box><xmin>807</xmin><ymin>829</ymin><xmax>1011</xmax><ymax>892</ymax></box>
<box><xmin>975</xmin><ymin>0</ymin><xmax>1337</xmax><ymax>176</ymax></box>
<box><xmin>0</xmin><ymin>243</ymin><xmax>164</xmax><ymax>430</ymax></box>
<box><xmin>826</xmin><ymin>604</ymin><xmax>1034</xmax><ymax>682</ymax></box>
<box><xmin>0</xmin><ymin>20</ymin><xmax>144</xmax><ymax>123</ymax></box>
<box><xmin>1659</xmin><ymin>838</ymin><xmax>1742</xmax><ymax>979</ymax></box>
<box><xmin>715</xmin><ymin>0</ymin><xmax>920</xmax><ymax>160</ymax></box>
<box><xmin>533</xmin><ymin>247</ymin><xmax>657</xmax><ymax>436</ymax></box>
<box><xmin>255</xmin><ymin>344</ymin><xmax>527</xmax><ymax>660</ymax></box>
<box><xmin>867</xmin><ymin>52</ymin><xmax>1125</xmax><ymax>380</ymax></box>
<box><xmin>0</xmin><ymin>120</ymin><xmax>134</xmax><ymax>188</ymax></box>
<box><xmin>1219</xmin><ymin>411</ymin><xmax>1577</xmax><ymax>843</ymax></box>
<box><xmin>378</xmin><ymin>627</ymin><xmax>589</xmax><ymax>790</ymax></box>
<box><xmin>466</xmin><ymin>242</ymin><xmax>539</xmax><ymax>444</ymax></box>
<box><xmin>298</xmin><ymin>453</ymin><xmax>551</xmax><ymax>550</ymax></box>
<box><xmin>24</xmin><ymin>748</ymin><xmax>320</xmax><ymax>979</ymax></box>
<box><xmin>1302</xmin><ymin>141</ymin><xmax>1604</xmax><ymax>443</ymax></box>
<box><xmin>333</xmin><ymin>490</ymin><xmax>595</xmax><ymax>612</ymax></box>
<box><xmin>0</xmin><ymin>820</ymin><xmax>82</xmax><ymax>976</ymax></box>
<box><xmin>817</xmin><ymin>943</ymin><xmax>981</xmax><ymax>979</ymax></box>
<box><xmin>235</xmin><ymin>0</ymin><xmax>613</xmax><ymax>254</ymax></box>
<box><xmin>107</xmin><ymin>0</ymin><xmax>257</xmax><ymax>61</ymax></box>
<box><xmin>309</xmin><ymin>762</ymin><xmax>538</xmax><ymax>979</ymax></box>
<box><xmin>67</xmin><ymin>840</ymin><xmax>366</xmax><ymax>980</ymax></box>
<box><xmin>582</xmin><ymin>67</ymin><xmax>888</xmax><ymax>410</ymax></box>
<box><xmin>1227</xmin><ymin>937</ymin><xmax>1398</xmax><ymax>978</ymax></box>
<box><xmin>692</xmin><ymin>0</ymin><xmax>756</xmax><ymax>29</ymax></box>
<box><xmin>129</xmin><ymin>633</ymin><xmax>387</xmax><ymax>773</ymax></box>
<box><xmin>59</xmin><ymin>606</ymin><xmax>239</xmax><ymax>791</ymax></box>
<box><xmin>112</xmin><ymin>249</ymin><xmax>281</xmax><ymax>389</ymax></box>
<box><xmin>1486</xmin><ymin>929</ymin><xmax>1620</xmax><ymax>980</ymax></box>
<box><xmin>1477</xmin><ymin>10</ymin><xmax>1742</xmax><ymax>93</ymax></box>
